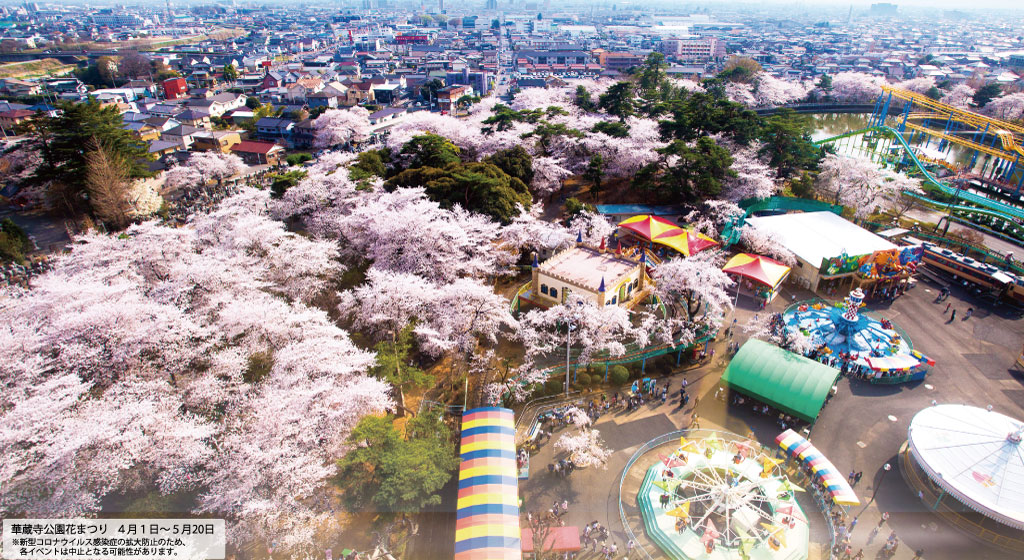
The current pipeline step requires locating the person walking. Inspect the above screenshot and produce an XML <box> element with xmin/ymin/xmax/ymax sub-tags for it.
<box><xmin>949</xmin><ymin>309</ymin><xmax>956</xmax><ymax>322</ymax></box>
<box><xmin>944</xmin><ymin>302</ymin><xmax>951</xmax><ymax>313</ymax></box>
<box><xmin>854</xmin><ymin>471</ymin><xmax>863</xmax><ymax>486</ymax></box>
<box><xmin>912</xmin><ymin>550</ymin><xmax>924</xmax><ymax>560</ymax></box>
<box><xmin>848</xmin><ymin>471</ymin><xmax>856</xmax><ymax>484</ymax></box>
<box><xmin>963</xmin><ymin>307</ymin><xmax>973</xmax><ymax>320</ymax></box>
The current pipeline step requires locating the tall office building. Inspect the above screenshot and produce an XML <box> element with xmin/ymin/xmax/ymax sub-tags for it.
<box><xmin>486</xmin><ymin>0</ymin><xmax>498</xmax><ymax>9</ymax></box>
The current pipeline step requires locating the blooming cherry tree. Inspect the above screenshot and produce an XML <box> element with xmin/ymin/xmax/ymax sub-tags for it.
<box><xmin>738</xmin><ymin>224</ymin><xmax>796</xmax><ymax>266</ymax></box>
<box><xmin>516</xmin><ymin>294</ymin><xmax>644</xmax><ymax>367</ymax></box>
<box><xmin>982</xmin><ymin>93</ymin><xmax>1024</xmax><ymax>122</ymax></box>
<box><xmin>0</xmin><ymin>188</ymin><xmax>390</xmax><ymax>553</ymax></box>
<box><xmin>650</xmin><ymin>252</ymin><xmax>735</xmax><ymax>318</ymax></box>
<box><xmin>312</xmin><ymin>107</ymin><xmax>371</xmax><ymax>149</ymax></box>
<box><xmin>940</xmin><ymin>84</ymin><xmax>976</xmax><ymax>108</ymax></box>
<box><xmin>555</xmin><ymin>426</ymin><xmax>612</xmax><ymax>469</ymax></box>
<box><xmin>163</xmin><ymin>151</ymin><xmax>246</xmax><ymax>190</ymax></box>
<box><xmin>829</xmin><ymin>72</ymin><xmax>886</xmax><ymax>103</ymax></box>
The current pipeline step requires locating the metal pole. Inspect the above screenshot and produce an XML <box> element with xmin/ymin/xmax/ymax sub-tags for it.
<box><xmin>565</xmin><ymin>320</ymin><xmax>571</xmax><ymax>396</ymax></box>
<box><xmin>861</xmin><ymin>463</ymin><xmax>892</xmax><ymax>514</ymax></box>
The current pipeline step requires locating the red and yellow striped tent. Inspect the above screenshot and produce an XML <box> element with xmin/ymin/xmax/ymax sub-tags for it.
<box><xmin>722</xmin><ymin>253</ymin><xmax>791</xmax><ymax>289</ymax></box>
<box><xmin>654</xmin><ymin>229</ymin><xmax>720</xmax><ymax>257</ymax></box>
<box><xmin>618</xmin><ymin>214</ymin><xmax>682</xmax><ymax>242</ymax></box>
<box><xmin>454</xmin><ymin>407</ymin><xmax>521</xmax><ymax>560</ymax></box>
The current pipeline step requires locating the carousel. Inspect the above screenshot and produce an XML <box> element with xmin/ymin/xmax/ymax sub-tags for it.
<box><xmin>637</xmin><ymin>433</ymin><xmax>810</xmax><ymax>560</ymax></box>
<box><xmin>784</xmin><ymin>288</ymin><xmax>934</xmax><ymax>383</ymax></box>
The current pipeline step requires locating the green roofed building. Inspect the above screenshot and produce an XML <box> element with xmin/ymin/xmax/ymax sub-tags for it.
<box><xmin>721</xmin><ymin>338</ymin><xmax>840</xmax><ymax>423</ymax></box>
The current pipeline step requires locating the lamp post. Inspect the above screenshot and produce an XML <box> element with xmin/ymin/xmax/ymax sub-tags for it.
<box><xmin>564</xmin><ymin>299</ymin><xmax>582</xmax><ymax>397</ymax></box>
<box><xmin>862</xmin><ymin>462</ymin><xmax>892</xmax><ymax>514</ymax></box>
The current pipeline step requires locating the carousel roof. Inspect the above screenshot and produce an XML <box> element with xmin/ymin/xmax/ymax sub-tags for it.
<box><xmin>908</xmin><ymin>404</ymin><xmax>1024</xmax><ymax>530</ymax></box>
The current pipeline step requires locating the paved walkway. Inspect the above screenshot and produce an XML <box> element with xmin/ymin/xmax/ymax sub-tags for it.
<box><xmin>517</xmin><ymin>280</ymin><xmax>1024</xmax><ymax>560</ymax></box>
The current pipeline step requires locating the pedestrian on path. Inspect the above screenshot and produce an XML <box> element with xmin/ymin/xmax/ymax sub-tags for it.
<box><xmin>878</xmin><ymin>512</ymin><xmax>890</xmax><ymax>527</ymax></box>
<box><xmin>854</xmin><ymin>471</ymin><xmax>863</xmax><ymax>485</ymax></box>
<box><xmin>963</xmin><ymin>307</ymin><xmax>973</xmax><ymax>320</ymax></box>
<box><xmin>944</xmin><ymin>302</ymin><xmax>951</xmax><ymax>313</ymax></box>
<box><xmin>849</xmin><ymin>516</ymin><xmax>858</xmax><ymax>533</ymax></box>
<box><xmin>948</xmin><ymin>309</ymin><xmax>956</xmax><ymax>322</ymax></box>
<box><xmin>848</xmin><ymin>471</ymin><xmax>856</xmax><ymax>484</ymax></box>
<box><xmin>912</xmin><ymin>549</ymin><xmax>924</xmax><ymax>560</ymax></box>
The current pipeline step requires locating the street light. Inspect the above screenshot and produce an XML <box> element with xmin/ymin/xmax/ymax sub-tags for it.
<box><xmin>862</xmin><ymin>462</ymin><xmax>892</xmax><ymax>513</ymax></box>
<box><xmin>565</xmin><ymin>299</ymin><xmax>582</xmax><ymax>397</ymax></box>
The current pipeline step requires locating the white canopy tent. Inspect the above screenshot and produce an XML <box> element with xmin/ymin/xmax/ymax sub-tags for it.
<box><xmin>907</xmin><ymin>404</ymin><xmax>1024</xmax><ymax>530</ymax></box>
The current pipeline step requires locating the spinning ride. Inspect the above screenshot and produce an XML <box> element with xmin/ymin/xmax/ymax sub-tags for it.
<box><xmin>784</xmin><ymin>289</ymin><xmax>933</xmax><ymax>382</ymax></box>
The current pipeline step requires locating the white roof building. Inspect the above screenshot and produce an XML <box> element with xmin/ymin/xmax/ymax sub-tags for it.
<box><xmin>907</xmin><ymin>404</ymin><xmax>1024</xmax><ymax>531</ymax></box>
<box><xmin>745</xmin><ymin>211</ymin><xmax>897</xmax><ymax>270</ymax></box>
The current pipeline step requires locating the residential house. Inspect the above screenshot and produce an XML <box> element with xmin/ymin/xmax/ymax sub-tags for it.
<box><xmin>0</xmin><ymin>79</ymin><xmax>41</xmax><ymax>96</ymax></box>
<box><xmin>0</xmin><ymin>109</ymin><xmax>39</xmax><ymax>132</ymax></box>
<box><xmin>255</xmin><ymin>117</ymin><xmax>296</xmax><ymax>142</ymax></box>
<box><xmin>368</xmin><ymin>107</ymin><xmax>407</xmax><ymax>126</ymax></box>
<box><xmin>192</xmin><ymin>130</ymin><xmax>243</xmax><ymax>153</ymax></box>
<box><xmin>161</xmin><ymin>124</ymin><xmax>201</xmax><ymax>148</ymax></box>
<box><xmin>185</xmin><ymin>93</ymin><xmax>247</xmax><ymax>118</ymax></box>
<box><xmin>162</xmin><ymin>78</ymin><xmax>189</xmax><ymax>100</ymax></box>
<box><xmin>148</xmin><ymin>102</ymin><xmax>185</xmax><ymax>117</ymax></box>
<box><xmin>292</xmin><ymin>118</ymin><xmax>316</xmax><ymax>148</ymax></box>
<box><xmin>286</xmin><ymin>76</ymin><xmax>324</xmax><ymax>102</ymax></box>
<box><xmin>175</xmin><ymin>109</ymin><xmax>212</xmax><ymax>129</ymax></box>
<box><xmin>436</xmin><ymin>84</ymin><xmax>469</xmax><ymax>112</ymax></box>
<box><xmin>148</xmin><ymin>140</ymin><xmax>180</xmax><ymax>158</ymax></box>
<box><xmin>231</xmin><ymin>140</ymin><xmax>285</xmax><ymax>165</ymax></box>
<box><xmin>342</xmin><ymin>80</ymin><xmax>376</xmax><ymax>105</ymax></box>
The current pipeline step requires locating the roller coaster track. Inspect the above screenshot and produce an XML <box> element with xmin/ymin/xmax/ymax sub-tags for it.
<box><xmin>815</xmin><ymin>125</ymin><xmax>1024</xmax><ymax>221</ymax></box>
<box><xmin>902</xmin><ymin>114</ymin><xmax>1024</xmax><ymax>159</ymax></box>
<box><xmin>881</xmin><ymin>85</ymin><xmax>1024</xmax><ymax>137</ymax></box>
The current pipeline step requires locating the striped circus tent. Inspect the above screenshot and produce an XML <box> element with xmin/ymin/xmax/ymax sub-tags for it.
<box><xmin>776</xmin><ymin>429</ymin><xmax>860</xmax><ymax>506</ymax></box>
<box><xmin>454</xmin><ymin>407</ymin><xmax>522</xmax><ymax>560</ymax></box>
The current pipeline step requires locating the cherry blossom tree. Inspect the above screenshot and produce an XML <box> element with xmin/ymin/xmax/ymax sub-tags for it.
<box><xmin>163</xmin><ymin>151</ymin><xmax>246</xmax><ymax>190</ymax></box>
<box><xmin>270</xmin><ymin>151</ymin><xmax>366</xmax><ymax>222</ymax></box>
<box><xmin>817</xmin><ymin>154</ymin><xmax>921</xmax><ymax>221</ymax></box>
<box><xmin>738</xmin><ymin>224</ymin><xmax>796</xmax><ymax>266</ymax></box>
<box><xmin>324</xmin><ymin>187</ymin><xmax>511</xmax><ymax>281</ymax></box>
<box><xmin>0</xmin><ymin>188</ymin><xmax>391</xmax><ymax>554</ymax></box>
<box><xmin>649</xmin><ymin>252</ymin><xmax>734</xmax><ymax>319</ymax></box>
<box><xmin>940</xmin><ymin>84</ymin><xmax>975</xmax><ymax>108</ymax></box>
<box><xmin>568</xmin><ymin>210</ymin><xmax>615</xmax><ymax>246</ymax></box>
<box><xmin>530</xmin><ymin>155</ymin><xmax>574</xmax><ymax>196</ymax></box>
<box><xmin>726</xmin><ymin>75</ymin><xmax>811</xmax><ymax>108</ymax></box>
<box><xmin>982</xmin><ymin>93</ymin><xmax>1024</xmax><ymax>122</ymax></box>
<box><xmin>498</xmin><ymin>204</ymin><xmax>573</xmax><ymax>256</ymax></box>
<box><xmin>894</xmin><ymin>77</ymin><xmax>936</xmax><ymax>95</ymax></box>
<box><xmin>312</xmin><ymin>107</ymin><xmax>371</xmax><ymax>149</ymax></box>
<box><xmin>555</xmin><ymin>425</ymin><xmax>612</xmax><ymax>469</ymax></box>
<box><xmin>685</xmin><ymin>200</ymin><xmax>745</xmax><ymax>239</ymax></box>
<box><xmin>516</xmin><ymin>294</ymin><xmax>644</xmax><ymax>367</ymax></box>
<box><xmin>719</xmin><ymin>140</ymin><xmax>778</xmax><ymax>201</ymax></box>
<box><xmin>338</xmin><ymin>268</ymin><xmax>514</xmax><ymax>357</ymax></box>
<box><xmin>829</xmin><ymin>72</ymin><xmax>886</xmax><ymax>103</ymax></box>
<box><xmin>742</xmin><ymin>313</ymin><xmax>814</xmax><ymax>355</ymax></box>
